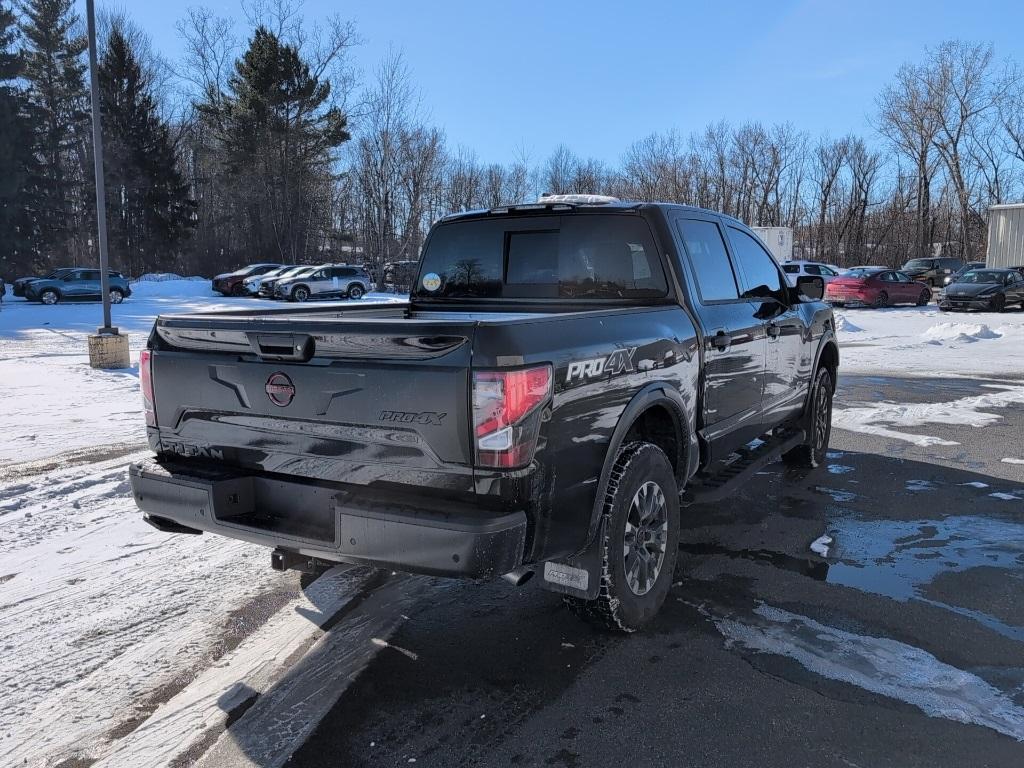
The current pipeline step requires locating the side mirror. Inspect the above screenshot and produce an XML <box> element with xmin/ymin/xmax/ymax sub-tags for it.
<box><xmin>794</xmin><ymin>275</ymin><xmax>824</xmax><ymax>301</ymax></box>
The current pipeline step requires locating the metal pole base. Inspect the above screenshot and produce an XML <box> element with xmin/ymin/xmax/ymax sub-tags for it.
<box><xmin>88</xmin><ymin>332</ymin><xmax>130</xmax><ymax>369</ymax></box>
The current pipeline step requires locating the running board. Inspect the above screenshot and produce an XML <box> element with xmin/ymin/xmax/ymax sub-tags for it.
<box><xmin>682</xmin><ymin>429</ymin><xmax>805</xmax><ymax>506</ymax></box>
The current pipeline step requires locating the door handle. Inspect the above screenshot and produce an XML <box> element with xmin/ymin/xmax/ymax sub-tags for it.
<box><xmin>766</xmin><ymin>322</ymin><xmax>781</xmax><ymax>339</ymax></box>
<box><xmin>709</xmin><ymin>329</ymin><xmax>731</xmax><ymax>352</ymax></box>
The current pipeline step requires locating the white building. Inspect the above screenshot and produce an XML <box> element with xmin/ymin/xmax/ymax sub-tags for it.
<box><xmin>987</xmin><ymin>203</ymin><xmax>1024</xmax><ymax>268</ymax></box>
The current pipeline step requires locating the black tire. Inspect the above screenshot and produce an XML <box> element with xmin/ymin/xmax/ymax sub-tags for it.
<box><xmin>991</xmin><ymin>293</ymin><xmax>1006</xmax><ymax>313</ymax></box>
<box><xmin>348</xmin><ymin>283</ymin><xmax>365</xmax><ymax>300</ymax></box>
<box><xmin>916</xmin><ymin>289</ymin><xmax>930</xmax><ymax>306</ymax></box>
<box><xmin>783</xmin><ymin>367</ymin><xmax>834</xmax><ymax>469</ymax></box>
<box><xmin>40</xmin><ymin>288</ymin><xmax>60</xmax><ymax>305</ymax></box>
<box><xmin>291</xmin><ymin>285</ymin><xmax>310</xmax><ymax>302</ymax></box>
<box><xmin>231</xmin><ymin>284</ymin><xmax>247</xmax><ymax>297</ymax></box>
<box><xmin>109</xmin><ymin>288</ymin><xmax>124</xmax><ymax>304</ymax></box>
<box><xmin>563</xmin><ymin>442</ymin><xmax>679</xmax><ymax>633</ymax></box>
<box><xmin>873</xmin><ymin>291</ymin><xmax>889</xmax><ymax>309</ymax></box>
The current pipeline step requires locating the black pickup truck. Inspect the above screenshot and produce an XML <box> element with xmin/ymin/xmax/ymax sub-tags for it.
<box><xmin>130</xmin><ymin>199</ymin><xmax>837</xmax><ymax>631</ymax></box>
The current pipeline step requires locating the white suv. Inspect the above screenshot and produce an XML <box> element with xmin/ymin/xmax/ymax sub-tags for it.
<box><xmin>275</xmin><ymin>265</ymin><xmax>373</xmax><ymax>301</ymax></box>
<box><xmin>781</xmin><ymin>260</ymin><xmax>842</xmax><ymax>287</ymax></box>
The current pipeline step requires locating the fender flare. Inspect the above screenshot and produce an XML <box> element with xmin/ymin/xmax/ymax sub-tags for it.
<box><xmin>583</xmin><ymin>382</ymin><xmax>695</xmax><ymax>549</ymax></box>
<box><xmin>802</xmin><ymin>329</ymin><xmax>839</xmax><ymax>422</ymax></box>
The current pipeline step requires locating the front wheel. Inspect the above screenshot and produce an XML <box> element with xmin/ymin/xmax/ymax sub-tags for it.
<box><xmin>563</xmin><ymin>442</ymin><xmax>679</xmax><ymax>632</ymax></box>
<box><xmin>991</xmin><ymin>294</ymin><xmax>1006</xmax><ymax>313</ymax></box>
<box><xmin>783</xmin><ymin>367</ymin><xmax>834</xmax><ymax>469</ymax></box>
<box><xmin>40</xmin><ymin>289</ymin><xmax>59</xmax><ymax>305</ymax></box>
<box><xmin>231</xmin><ymin>284</ymin><xmax>247</xmax><ymax>297</ymax></box>
<box><xmin>916</xmin><ymin>289</ymin><xmax>930</xmax><ymax>306</ymax></box>
<box><xmin>291</xmin><ymin>286</ymin><xmax>310</xmax><ymax>302</ymax></box>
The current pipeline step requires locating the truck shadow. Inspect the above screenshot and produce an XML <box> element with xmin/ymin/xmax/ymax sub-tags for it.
<box><xmin>215</xmin><ymin>450</ymin><xmax>1024</xmax><ymax>767</ymax></box>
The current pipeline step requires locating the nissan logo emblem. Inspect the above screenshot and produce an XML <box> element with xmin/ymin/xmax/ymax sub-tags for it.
<box><xmin>265</xmin><ymin>372</ymin><xmax>296</xmax><ymax>407</ymax></box>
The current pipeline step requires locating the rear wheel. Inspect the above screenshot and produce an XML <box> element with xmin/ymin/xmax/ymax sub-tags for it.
<box><xmin>873</xmin><ymin>291</ymin><xmax>889</xmax><ymax>308</ymax></box>
<box><xmin>916</xmin><ymin>289</ymin><xmax>930</xmax><ymax>306</ymax></box>
<box><xmin>40</xmin><ymin>289</ymin><xmax>59</xmax><ymax>305</ymax></box>
<box><xmin>291</xmin><ymin>285</ymin><xmax>310</xmax><ymax>302</ymax></box>
<box><xmin>783</xmin><ymin>367</ymin><xmax>834</xmax><ymax>469</ymax></box>
<box><xmin>109</xmin><ymin>288</ymin><xmax>124</xmax><ymax>304</ymax></box>
<box><xmin>348</xmin><ymin>284</ymin><xmax>365</xmax><ymax>300</ymax></box>
<box><xmin>563</xmin><ymin>442</ymin><xmax>679</xmax><ymax>633</ymax></box>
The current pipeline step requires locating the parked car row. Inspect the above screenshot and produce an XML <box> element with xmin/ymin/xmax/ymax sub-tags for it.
<box><xmin>212</xmin><ymin>263</ymin><xmax>375</xmax><ymax>301</ymax></box>
<box><xmin>9</xmin><ymin>267</ymin><xmax>132</xmax><ymax>305</ymax></box>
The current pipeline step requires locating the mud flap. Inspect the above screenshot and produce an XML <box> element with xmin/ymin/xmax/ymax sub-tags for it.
<box><xmin>537</xmin><ymin>517</ymin><xmax>606</xmax><ymax>601</ymax></box>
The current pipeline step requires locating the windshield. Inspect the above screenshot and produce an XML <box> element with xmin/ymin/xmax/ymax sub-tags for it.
<box><xmin>282</xmin><ymin>267</ymin><xmax>317</xmax><ymax>280</ymax></box>
<box><xmin>413</xmin><ymin>214</ymin><xmax>668</xmax><ymax>300</ymax></box>
<box><xmin>957</xmin><ymin>270</ymin><xmax>1004</xmax><ymax>284</ymax></box>
<box><xmin>903</xmin><ymin>259</ymin><xmax>935</xmax><ymax>269</ymax></box>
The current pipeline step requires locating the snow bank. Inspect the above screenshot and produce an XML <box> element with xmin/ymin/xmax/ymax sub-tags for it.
<box><xmin>133</xmin><ymin>272</ymin><xmax>206</xmax><ymax>283</ymax></box>
<box><xmin>921</xmin><ymin>322</ymin><xmax>1000</xmax><ymax>344</ymax></box>
<box><xmin>128</xmin><ymin>277</ymin><xmax>217</xmax><ymax>299</ymax></box>
<box><xmin>834</xmin><ymin>314</ymin><xmax>863</xmax><ymax>333</ymax></box>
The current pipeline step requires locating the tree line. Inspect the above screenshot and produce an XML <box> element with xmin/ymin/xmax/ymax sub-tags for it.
<box><xmin>2</xmin><ymin>0</ymin><xmax>1024</xmax><ymax>280</ymax></box>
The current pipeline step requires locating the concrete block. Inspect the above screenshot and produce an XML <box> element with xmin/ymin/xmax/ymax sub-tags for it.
<box><xmin>88</xmin><ymin>332</ymin><xmax>131</xmax><ymax>369</ymax></box>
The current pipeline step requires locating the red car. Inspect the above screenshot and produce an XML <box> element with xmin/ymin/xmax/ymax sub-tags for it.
<box><xmin>825</xmin><ymin>268</ymin><xmax>932</xmax><ymax>308</ymax></box>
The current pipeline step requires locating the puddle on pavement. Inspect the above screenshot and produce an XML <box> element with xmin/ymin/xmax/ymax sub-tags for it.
<box><xmin>827</xmin><ymin>514</ymin><xmax>1024</xmax><ymax>641</ymax></box>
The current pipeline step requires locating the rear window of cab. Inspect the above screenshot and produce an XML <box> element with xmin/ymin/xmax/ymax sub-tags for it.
<box><xmin>412</xmin><ymin>214</ymin><xmax>668</xmax><ymax>300</ymax></box>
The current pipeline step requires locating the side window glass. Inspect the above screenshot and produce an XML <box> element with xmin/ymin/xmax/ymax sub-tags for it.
<box><xmin>726</xmin><ymin>227</ymin><xmax>784</xmax><ymax>297</ymax></box>
<box><xmin>675</xmin><ymin>219</ymin><xmax>739</xmax><ymax>302</ymax></box>
<box><xmin>804</xmin><ymin>264</ymin><xmax>821</xmax><ymax>276</ymax></box>
<box><xmin>820</xmin><ymin>266</ymin><xmax>837</xmax><ymax>276</ymax></box>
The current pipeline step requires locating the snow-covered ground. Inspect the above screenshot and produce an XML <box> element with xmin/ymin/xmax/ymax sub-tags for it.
<box><xmin>0</xmin><ymin>281</ymin><xmax>405</xmax><ymax>766</ymax></box>
<box><xmin>833</xmin><ymin>304</ymin><xmax>1024</xmax><ymax>376</ymax></box>
<box><xmin>1</xmin><ymin>284</ymin><xmax>1023</xmax><ymax>764</ymax></box>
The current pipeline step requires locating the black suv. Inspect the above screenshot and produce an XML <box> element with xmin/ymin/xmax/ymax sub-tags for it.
<box><xmin>901</xmin><ymin>257</ymin><xmax>965</xmax><ymax>287</ymax></box>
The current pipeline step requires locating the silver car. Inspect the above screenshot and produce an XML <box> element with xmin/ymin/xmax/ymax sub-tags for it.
<box><xmin>275</xmin><ymin>265</ymin><xmax>373</xmax><ymax>302</ymax></box>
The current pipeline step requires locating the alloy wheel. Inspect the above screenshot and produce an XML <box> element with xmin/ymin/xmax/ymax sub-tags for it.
<box><xmin>623</xmin><ymin>481</ymin><xmax>668</xmax><ymax>596</ymax></box>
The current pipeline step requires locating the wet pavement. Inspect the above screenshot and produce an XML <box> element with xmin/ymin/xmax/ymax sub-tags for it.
<box><xmin>280</xmin><ymin>374</ymin><xmax>1024</xmax><ymax>768</ymax></box>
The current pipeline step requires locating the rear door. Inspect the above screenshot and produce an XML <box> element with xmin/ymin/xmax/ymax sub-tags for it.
<box><xmin>672</xmin><ymin>214</ymin><xmax>766</xmax><ymax>453</ymax></box>
<box><xmin>894</xmin><ymin>271</ymin><xmax>924</xmax><ymax>302</ymax></box>
<box><xmin>726</xmin><ymin>225</ymin><xmax>809</xmax><ymax>425</ymax></box>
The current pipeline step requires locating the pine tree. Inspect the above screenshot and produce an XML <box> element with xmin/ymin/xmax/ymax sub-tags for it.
<box><xmin>99</xmin><ymin>23</ymin><xmax>193</xmax><ymax>275</ymax></box>
<box><xmin>0</xmin><ymin>1</ymin><xmax>34</xmax><ymax>275</ymax></box>
<box><xmin>19</xmin><ymin>0</ymin><xmax>89</xmax><ymax>265</ymax></box>
<box><xmin>198</xmin><ymin>26</ymin><xmax>349</xmax><ymax>262</ymax></box>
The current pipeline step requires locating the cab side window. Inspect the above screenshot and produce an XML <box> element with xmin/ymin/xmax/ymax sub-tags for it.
<box><xmin>726</xmin><ymin>227</ymin><xmax>785</xmax><ymax>298</ymax></box>
<box><xmin>675</xmin><ymin>219</ymin><xmax>739</xmax><ymax>302</ymax></box>
<box><xmin>803</xmin><ymin>264</ymin><xmax>821</xmax><ymax>276</ymax></box>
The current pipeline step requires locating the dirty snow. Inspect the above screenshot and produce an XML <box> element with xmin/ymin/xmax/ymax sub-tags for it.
<box><xmin>0</xmin><ymin>282</ymin><xmax>407</xmax><ymax>766</ymax></box>
<box><xmin>809</xmin><ymin>534</ymin><xmax>832</xmax><ymax>557</ymax></box>
<box><xmin>713</xmin><ymin>604</ymin><xmax>1024</xmax><ymax>741</ymax></box>
<box><xmin>831</xmin><ymin>383</ymin><xmax>1024</xmax><ymax>447</ymax></box>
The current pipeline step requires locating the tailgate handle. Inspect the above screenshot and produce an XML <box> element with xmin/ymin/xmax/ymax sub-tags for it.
<box><xmin>250</xmin><ymin>333</ymin><xmax>315</xmax><ymax>362</ymax></box>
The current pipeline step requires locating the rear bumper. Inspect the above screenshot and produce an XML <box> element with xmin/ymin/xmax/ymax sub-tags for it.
<box><xmin>129</xmin><ymin>457</ymin><xmax>527</xmax><ymax>579</ymax></box>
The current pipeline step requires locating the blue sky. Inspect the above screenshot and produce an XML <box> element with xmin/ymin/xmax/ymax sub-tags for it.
<box><xmin>82</xmin><ymin>0</ymin><xmax>1024</xmax><ymax>165</ymax></box>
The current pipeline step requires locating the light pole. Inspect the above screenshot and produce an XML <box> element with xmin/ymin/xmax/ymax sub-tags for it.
<box><xmin>85</xmin><ymin>0</ymin><xmax>129</xmax><ymax>368</ymax></box>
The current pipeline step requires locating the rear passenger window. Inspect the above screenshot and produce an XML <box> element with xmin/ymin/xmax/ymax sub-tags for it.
<box><xmin>727</xmin><ymin>227</ymin><xmax>784</xmax><ymax>297</ymax></box>
<box><xmin>81</xmin><ymin>270</ymin><xmax>100</xmax><ymax>280</ymax></box>
<box><xmin>675</xmin><ymin>219</ymin><xmax>739</xmax><ymax>302</ymax></box>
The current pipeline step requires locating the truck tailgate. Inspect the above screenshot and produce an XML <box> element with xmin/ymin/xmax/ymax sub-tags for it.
<box><xmin>148</xmin><ymin>311</ymin><xmax>477</xmax><ymax>492</ymax></box>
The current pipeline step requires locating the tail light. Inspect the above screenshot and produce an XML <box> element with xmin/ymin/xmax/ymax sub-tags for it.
<box><xmin>472</xmin><ymin>365</ymin><xmax>552</xmax><ymax>468</ymax></box>
<box><xmin>140</xmin><ymin>349</ymin><xmax>156</xmax><ymax>427</ymax></box>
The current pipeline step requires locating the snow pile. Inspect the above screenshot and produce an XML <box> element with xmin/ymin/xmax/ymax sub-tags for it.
<box><xmin>128</xmin><ymin>277</ymin><xmax>216</xmax><ymax>300</ymax></box>
<box><xmin>833</xmin><ymin>314</ymin><xmax>863</xmax><ymax>333</ymax></box>
<box><xmin>831</xmin><ymin>305</ymin><xmax>1024</xmax><ymax>375</ymax></box>
<box><xmin>921</xmin><ymin>322</ymin><xmax>1000</xmax><ymax>344</ymax></box>
<box><xmin>133</xmin><ymin>273</ymin><xmax>206</xmax><ymax>283</ymax></box>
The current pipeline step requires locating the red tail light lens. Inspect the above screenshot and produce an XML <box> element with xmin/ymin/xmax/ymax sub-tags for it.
<box><xmin>472</xmin><ymin>365</ymin><xmax>552</xmax><ymax>468</ymax></box>
<box><xmin>140</xmin><ymin>349</ymin><xmax>156</xmax><ymax>427</ymax></box>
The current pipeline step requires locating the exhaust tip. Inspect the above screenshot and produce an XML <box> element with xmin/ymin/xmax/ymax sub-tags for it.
<box><xmin>501</xmin><ymin>567</ymin><xmax>535</xmax><ymax>587</ymax></box>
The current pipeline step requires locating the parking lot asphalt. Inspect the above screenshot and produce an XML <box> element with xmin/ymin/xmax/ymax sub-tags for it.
<box><xmin>279</xmin><ymin>373</ymin><xmax>1024</xmax><ymax>768</ymax></box>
